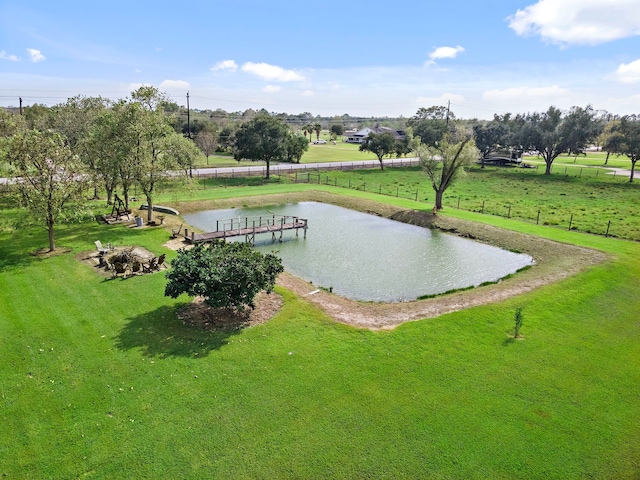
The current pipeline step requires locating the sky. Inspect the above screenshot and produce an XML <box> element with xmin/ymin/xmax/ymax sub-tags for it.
<box><xmin>1</xmin><ymin>0</ymin><xmax>640</xmax><ymax>120</ymax></box>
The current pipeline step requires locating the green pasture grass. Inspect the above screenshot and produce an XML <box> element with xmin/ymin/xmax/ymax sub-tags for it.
<box><xmin>190</xmin><ymin>141</ymin><xmax>376</xmax><ymax>169</ymax></box>
<box><xmin>1</xmin><ymin>184</ymin><xmax>640</xmax><ymax>478</ymax></box>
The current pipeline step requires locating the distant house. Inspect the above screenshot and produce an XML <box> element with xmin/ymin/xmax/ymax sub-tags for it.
<box><xmin>344</xmin><ymin>126</ymin><xmax>406</xmax><ymax>144</ymax></box>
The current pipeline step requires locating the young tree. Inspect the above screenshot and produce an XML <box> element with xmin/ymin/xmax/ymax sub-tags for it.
<box><xmin>604</xmin><ymin>115</ymin><xmax>640</xmax><ymax>182</ymax></box>
<box><xmin>233</xmin><ymin>114</ymin><xmax>291</xmax><ymax>179</ymax></box>
<box><xmin>359</xmin><ymin>132</ymin><xmax>397</xmax><ymax>169</ymax></box>
<box><xmin>515</xmin><ymin>105</ymin><xmax>601</xmax><ymax>174</ymax></box>
<box><xmin>330</xmin><ymin>123</ymin><xmax>344</xmax><ymax>140</ymax></box>
<box><xmin>416</xmin><ymin>127</ymin><xmax>479</xmax><ymax>210</ymax></box>
<box><xmin>285</xmin><ymin>134</ymin><xmax>309</xmax><ymax>163</ymax></box>
<box><xmin>7</xmin><ymin>130</ymin><xmax>89</xmax><ymax>251</ymax></box>
<box><xmin>195</xmin><ymin>130</ymin><xmax>217</xmax><ymax>164</ymax></box>
<box><xmin>165</xmin><ymin>241</ymin><xmax>284</xmax><ymax>312</ymax></box>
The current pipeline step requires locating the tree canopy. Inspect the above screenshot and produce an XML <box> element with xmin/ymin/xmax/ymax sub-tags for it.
<box><xmin>408</xmin><ymin>106</ymin><xmax>454</xmax><ymax>147</ymax></box>
<box><xmin>514</xmin><ymin>106</ymin><xmax>601</xmax><ymax>174</ymax></box>
<box><xmin>604</xmin><ymin>115</ymin><xmax>640</xmax><ymax>182</ymax></box>
<box><xmin>359</xmin><ymin>132</ymin><xmax>397</xmax><ymax>169</ymax></box>
<box><xmin>233</xmin><ymin>114</ymin><xmax>292</xmax><ymax>178</ymax></box>
<box><xmin>165</xmin><ymin>241</ymin><xmax>284</xmax><ymax>312</ymax></box>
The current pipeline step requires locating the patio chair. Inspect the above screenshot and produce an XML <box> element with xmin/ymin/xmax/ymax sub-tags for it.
<box><xmin>95</xmin><ymin>240</ymin><xmax>109</xmax><ymax>256</ymax></box>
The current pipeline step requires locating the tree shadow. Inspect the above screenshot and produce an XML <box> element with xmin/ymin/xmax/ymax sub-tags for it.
<box><xmin>115</xmin><ymin>304</ymin><xmax>240</xmax><ymax>358</ymax></box>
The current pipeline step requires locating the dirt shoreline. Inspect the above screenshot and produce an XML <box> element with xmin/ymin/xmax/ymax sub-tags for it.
<box><xmin>167</xmin><ymin>191</ymin><xmax>609</xmax><ymax>330</ymax></box>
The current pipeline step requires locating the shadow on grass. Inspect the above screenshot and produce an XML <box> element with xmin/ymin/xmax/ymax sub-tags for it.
<box><xmin>115</xmin><ymin>304</ymin><xmax>239</xmax><ymax>358</ymax></box>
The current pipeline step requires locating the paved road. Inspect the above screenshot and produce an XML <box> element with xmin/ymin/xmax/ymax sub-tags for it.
<box><xmin>190</xmin><ymin>158</ymin><xmax>419</xmax><ymax>177</ymax></box>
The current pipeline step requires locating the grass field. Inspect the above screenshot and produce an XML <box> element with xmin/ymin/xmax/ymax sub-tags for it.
<box><xmin>1</xmin><ymin>173</ymin><xmax>639</xmax><ymax>478</ymax></box>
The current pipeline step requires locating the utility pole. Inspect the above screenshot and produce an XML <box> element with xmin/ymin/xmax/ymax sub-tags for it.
<box><xmin>186</xmin><ymin>91</ymin><xmax>191</xmax><ymax>139</ymax></box>
<box><xmin>445</xmin><ymin>100</ymin><xmax>450</xmax><ymax>127</ymax></box>
<box><xmin>19</xmin><ymin>97</ymin><xmax>23</xmax><ymax>115</ymax></box>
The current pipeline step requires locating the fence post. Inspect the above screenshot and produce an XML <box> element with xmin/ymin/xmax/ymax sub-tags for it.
<box><xmin>396</xmin><ymin>186</ymin><xmax>399</xmax><ymax>197</ymax></box>
<box><xmin>507</xmin><ymin>205</ymin><xmax>511</xmax><ymax>218</ymax></box>
<box><xmin>536</xmin><ymin>209</ymin><xmax>540</xmax><ymax>225</ymax></box>
<box><xmin>605</xmin><ymin>220</ymin><xmax>611</xmax><ymax>237</ymax></box>
<box><xmin>457</xmin><ymin>196</ymin><xmax>460</xmax><ymax>209</ymax></box>
<box><xmin>481</xmin><ymin>200</ymin><xmax>485</xmax><ymax>214</ymax></box>
<box><xmin>379</xmin><ymin>184</ymin><xmax>382</xmax><ymax>194</ymax></box>
<box><xmin>415</xmin><ymin>190</ymin><xmax>418</xmax><ymax>202</ymax></box>
<box><xmin>568</xmin><ymin>213</ymin><xmax>573</xmax><ymax>231</ymax></box>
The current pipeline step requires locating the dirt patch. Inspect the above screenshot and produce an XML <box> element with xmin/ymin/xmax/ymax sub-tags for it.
<box><xmin>177</xmin><ymin>291</ymin><xmax>283</xmax><ymax>331</ymax></box>
<box><xmin>166</xmin><ymin>191</ymin><xmax>609</xmax><ymax>330</ymax></box>
<box><xmin>75</xmin><ymin>246</ymin><xmax>165</xmax><ymax>278</ymax></box>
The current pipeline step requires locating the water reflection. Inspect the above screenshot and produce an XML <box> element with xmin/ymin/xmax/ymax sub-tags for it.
<box><xmin>184</xmin><ymin>202</ymin><xmax>533</xmax><ymax>302</ymax></box>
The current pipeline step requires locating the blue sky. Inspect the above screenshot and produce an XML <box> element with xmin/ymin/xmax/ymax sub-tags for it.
<box><xmin>1</xmin><ymin>0</ymin><xmax>639</xmax><ymax>119</ymax></box>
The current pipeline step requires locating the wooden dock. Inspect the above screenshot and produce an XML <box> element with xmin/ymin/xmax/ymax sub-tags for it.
<box><xmin>184</xmin><ymin>215</ymin><xmax>308</xmax><ymax>245</ymax></box>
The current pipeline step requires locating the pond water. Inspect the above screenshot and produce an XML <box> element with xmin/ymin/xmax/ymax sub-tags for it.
<box><xmin>184</xmin><ymin>202</ymin><xmax>533</xmax><ymax>302</ymax></box>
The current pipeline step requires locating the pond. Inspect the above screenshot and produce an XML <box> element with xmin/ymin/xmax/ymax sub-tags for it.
<box><xmin>184</xmin><ymin>202</ymin><xmax>533</xmax><ymax>302</ymax></box>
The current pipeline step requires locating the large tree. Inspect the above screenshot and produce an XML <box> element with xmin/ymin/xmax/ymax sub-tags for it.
<box><xmin>408</xmin><ymin>105</ymin><xmax>454</xmax><ymax>147</ymax></box>
<box><xmin>49</xmin><ymin>95</ymin><xmax>108</xmax><ymax>199</ymax></box>
<box><xmin>416</xmin><ymin>127</ymin><xmax>479</xmax><ymax>210</ymax></box>
<box><xmin>165</xmin><ymin>241</ymin><xmax>283</xmax><ymax>312</ymax></box>
<box><xmin>515</xmin><ymin>105</ymin><xmax>601</xmax><ymax>174</ymax></box>
<box><xmin>604</xmin><ymin>115</ymin><xmax>640</xmax><ymax>182</ymax></box>
<box><xmin>7</xmin><ymin>130</ymin><xmax>89</xmax><ymax>251</ymax></box>
<box><xmin>473</xmin><ymin>114</ymin><xmax>512</xmax><ymax>168</ymax></box>
<box><xmin>233</xmin><ymin>114</ymin><xmax>291</xmax><ymax>179</ymax></box>
<box><xmin>359</xmin><ymin>132</ymin><xmax>397</xmax><ymax>169</ymax></box>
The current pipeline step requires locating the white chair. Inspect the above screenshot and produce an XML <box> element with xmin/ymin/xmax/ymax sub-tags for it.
<box><xmin>95</xmin><ymin>240</ymin><xmax>109</xmax><ymax>256</ymax></box>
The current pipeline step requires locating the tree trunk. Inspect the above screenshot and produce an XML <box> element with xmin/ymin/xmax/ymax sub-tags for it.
<box><xmin>265</xmin><ymin>161</ymin><xmax>270</xmax><ymax>180</ymax></box>
<box><xmin>47</xmin><ymin>219</ymin><xmax>55</xmax><ymax>252</ymax></box>
<box><xmin>378</xmin><ymin>157</ymin><xmax>384</xmax><ymax>170</ymax></box>
<box><xmin>146</xmin><ymin>195</ymin><xmax>153</xmax><ymax>223</ymax></box>
<box><xmin>435</xmin><ymin>189</ymin><xmax>444</xmax><ymax>210</ymax></box>
<box><xmin>544</xmin><ymin>160</ymin><xmax>553</xmax><ymax>175</ymax></box>
<box><xmin>630</xmin><ymin>159</ymin><xmax>637</xmax><ymax>183</ymax></box>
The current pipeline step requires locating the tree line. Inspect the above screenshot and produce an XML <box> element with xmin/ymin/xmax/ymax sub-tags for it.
<box><xmin>2</xmin><ymin>90</ymin><xmax>639</xmax><ymax>249</ymax></box>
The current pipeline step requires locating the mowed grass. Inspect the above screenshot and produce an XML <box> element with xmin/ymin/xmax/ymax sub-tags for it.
<box><xmin>1</xmin><ymin>181</ymin><xmax>640</xmax><ymax>478</ymax></box>
<box><xmin>192</xmin><ymin>138</ymin><xmax>377</xmax><ymax>168</ymax></box>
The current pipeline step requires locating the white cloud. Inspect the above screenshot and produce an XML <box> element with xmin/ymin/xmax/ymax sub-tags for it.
<box><xmin>159</xmin><ymin>79</ymin><xmax>191</xmax><ymax>90</ymax></box>
<box><xmin>301</xmin><ymin>90</ymin><xmax>315</xmax><ymax>97</ymax></box>
<box><xmin>0</xmin><ymin>51</ymin><xmax>19</xmax><ymax>61</ymax></box>
<box><xmin>609</xmin><ymin>59</ymin><xmax>640</xmax><ymax>84</ymax></box>
<box><xmin>211</xmin><ymin>60</ymin><xmax>238</xmax><ymax>72</ymax></box>
<box><xmin>241</xmin><ymin>62</ymin><xmax>305</xmax><ymax>82</ymax></box>
<box><xmin>427</xmin><ymin>46</ymin><xmax>465</xmax><ymax>65</ymax></box>
<box><xmin>416</xmin><ymin>94</ymin><xmax>465</xmax><ymax>106</ymax></box>
<box><xmin>26</xmin><ymin>48</ymin><xmax>45</xmax><ymax>62</ymax></box>
<box><xmin>507</xmin><ymin>0</ymin><xmax>640</xmax><ymax>46</ymax></box>
<box><xmin>262</xmin><ymin>85</ymin><xmax>281</xmax><ymax>93</ymax></box>
<box><xmin>482</xmin><ymin>85</ymin><xmax>568</xmax><ymax>101</ymax></box>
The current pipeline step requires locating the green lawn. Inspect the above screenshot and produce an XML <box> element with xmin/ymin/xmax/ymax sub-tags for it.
<box><xmin>1</xmin><ymin>180</ymin><xmax>639</xmax><ymax>478</ymax></box>
<box><xmin>193</xmin><ymin>139</ymin><xmax>377</xmax><ymax>168</ymax></box>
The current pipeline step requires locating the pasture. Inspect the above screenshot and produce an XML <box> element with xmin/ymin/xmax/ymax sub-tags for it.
<box><xmin>0</xmin><ymin>168</ymin><xmax>639</xmax><ymax>478</ymax></box>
